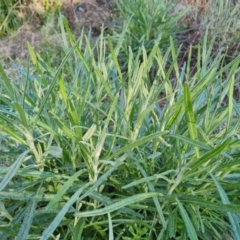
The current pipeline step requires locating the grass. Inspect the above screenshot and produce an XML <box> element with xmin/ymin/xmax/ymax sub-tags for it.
<box><xmin>0</xmin><ymin>0</ymin><xmax>240</xmax><ymax>239</ymax></box>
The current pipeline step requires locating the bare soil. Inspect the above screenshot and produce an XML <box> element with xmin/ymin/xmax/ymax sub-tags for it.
<box><xmin>0</xmin><ymin>0</ymin><xmax>115</xmax><ymax>62</ymax></box>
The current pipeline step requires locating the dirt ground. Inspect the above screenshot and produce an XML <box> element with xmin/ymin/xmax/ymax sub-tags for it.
<box><xmin>0</xmin><ymin>0</ymin><xmax>115</xmax><ymax>61</ymax></box>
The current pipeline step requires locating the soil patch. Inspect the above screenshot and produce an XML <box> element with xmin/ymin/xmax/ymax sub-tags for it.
<box><xmin>0</xmin><ymin>0</ymin><xmax>115</xmax><ymax>62</ymax></box>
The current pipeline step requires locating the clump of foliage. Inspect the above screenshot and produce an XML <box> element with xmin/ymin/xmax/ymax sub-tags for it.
<box><xmin>115</xmin><ymin>0</ymin><xmax>186</xmax><ymax>60</ymax></box>
<box><xmin>0</xmin><ymin>0</ymin><xmax>240</xmax><ymax>239</ymax></box>
<box><xmin>0</xmin><ymin>0</ymin><xmax>63</xmax><ymax>36</ymax></box>
<box><xmin>0</xmin><ymin>0</ymin><xmax>24</xmax><ymax>36</ymax></box>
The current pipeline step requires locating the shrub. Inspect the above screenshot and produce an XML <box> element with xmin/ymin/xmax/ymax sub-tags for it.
<box><xmin>0</xmin><ymin>14</ymin><xmax>240</xmax><ymax>239</ymax></box>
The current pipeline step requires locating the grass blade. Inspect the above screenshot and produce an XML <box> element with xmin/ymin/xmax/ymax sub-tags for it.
<box><xmin>184</xmin><ymin>83</ymin><xmax>199</xmax><ymax>157</ymax></box>
<box><xmin>46</xmin><ymin>169</ymin><xmax>88</xmax><ymax>210</ymax></box>
<box><xmin>33</xmin><ymin>38</ymin><xmax>82</xmax><ymax>125</ymax></box>
<box><xmin>176</xmin><ymin>198</ymin><xmax>198</xmax><ymax>240</ymax></box>
<box><xmin>210</xmin><ymin>173</ymin><xmax>240</xmax><ymax>239</ymax></box>
<box><xmin>187</xmin><ymin>138</ymin><xmax>231</xmax><ymax>173</ymax></box>
<box><xmin>40</xmin><ymin>183</ymin><xmax>91</xmax><ymax>240</ymax></box>
<box><xmin>108</xmin><ymin>213</ymin><xmax>114</xmax><ymax>240</ymax></box>
<box><xmin>75</xmin><ymin>192</ymin><xmax>160</xmax><ymax>217</ymax></box>
<box><xmin>15</xmin><ymin>185</ymin><xmax>41</xmax><ymax>240</ymax></box>
<box><xmin>0</xmin><ymin>150</ymin><xmax>30</xmax><ymax>191</ymax></box>
<box><xmin>0</xmin><ymin>63</ymin><xmax>16</xmax><ymax>100</ymax></box>
<box><xmin>73</xmin><ymin>218</ymin><xmax>85</xmax><ymax>240</ymax></box>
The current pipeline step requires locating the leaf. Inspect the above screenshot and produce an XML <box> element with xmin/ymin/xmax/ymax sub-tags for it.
<box><xmin>15</xmin><ymin>196</ymin><xmax>38</xmax><ymax>240</ymax></box>
<box><xmin>0</xmin><ymin>63</ymin><xmax>15</xmax><ymax>100</ymax></box>
<box><xmin>108</xmin><ymin>213</ymin><xmax>114</xmax><ymax>240</ymax></box>
<box><xmin>122</xmin><ymin>170</ymin><xmax>175</xmax><ymax>189</ymax></box>
<box><xmin>46</xmin><ymin>169</ymin><xmax>87</xmax><ymax>209</ymax></box>
<box><xmin>73</xmin><ymin>218</ymin><xmax>85</xmax><ymax>240</ymax></box>
<box><xmin>40</xmin><ymin>183</ymin><xmax>91</xmax><ymax>240</ymax></box>
<box><xmin>75</xmin><ymin>192</ymin><xmax>160</xmax><ymax>217</ymax></box>
<box><xmin>180</xmin><ymin>195</ymin><xmax>240</xmax><ymax>214</ymax></box>
<box><xmin>54</xmin><ymin>117</ymin><xmax>76</xmax><ymax>138</ymax></box>
<box><xmin>165</xmin><ymin>106</ymin><xmax>182</xmax><ymax>130</ymax></box>
<box><xmin>82</xmin><ymin>124</ymin><xmax>96</xmax><ymax>141</ymax></box>
<box><xmin>0</xmin><ymin>191</ymin><xmax>55</xmax><ymax>202</ymax></box>
<box><xmin>109</xmin><ymin>132</ymin><xmax>167</xmax><ymax>159</ymax></box>
<box><xmin>176</xmin><ymin>198</ymin><xmax>198</xmax><ymax>240</ymax></box>
<box><xmin>134</xmin><ymin>162</ymin><xmax>167</xmax><ymax>229</ymax></box>
<box><xmin>58</xmin><ymin>76</ymin><xmax>68</xmax><ymax>106</ymax></box>
<box><xmin>0</xmin><ymin>150</ymin><xmax>30</xmax><ymax>192</ymax></box>
<box><xmin>43</xmin><ymin>146</ymin><xmax>63</xmax><ymax>158</ymax></box>
<box><xmin>169</xmin><ymin>134</ymin><xmax>210</xmax><ymax>150</ymax></box>
<box><xmin>187</xmin><ymin>138</ymin><xmax>231</xmax><ymax>172</ymax></box>
<box><xmin>184</xmin><ymin>83</ymin><xmax>199</xmax><ymax>157</ymax></box>
<box><xmin>168</xmin><ymin>208</ymin><xmax>177</xmax><ymax>238</ymax></box>
<box><xmin>210</xmin><ymin>173</ymin><xmax>240</xmax><ymax>239</ymax></box>
<box><xmin>33</xmin><ymin>37</ymin><xmax>82</xmax><ymax>125</ymax></box>
<box><xmin>41</xmin><ymin>161</ymin><xmax>124</xmax><ymax>240</ymax></box>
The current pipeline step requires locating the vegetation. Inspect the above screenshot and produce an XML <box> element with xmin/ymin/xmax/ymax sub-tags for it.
<box><xmin>0</xmin><ymin>0</ymin><xmax>240</xmax><ymax>239</ymax></box>
<box><xmin>0</xmin><ymin>0</ymin><xmax>63</xmax><ymax>36</ymax></box>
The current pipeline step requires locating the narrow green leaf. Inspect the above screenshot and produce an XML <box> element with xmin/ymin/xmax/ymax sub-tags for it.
<box><xmin>180</xmin><ymin>196</ymin><xmax>240</xmax><ymax>214</ymax></box>
<box><xmin>75</xmin><ymin>192</ymin><xmax>160</xmax><ymax>217</ymax></box>
<box><xmin>27</xmin><ymin>42</ymin><xmax>40</xmax><ymax>69</ymax></box>
<box><xmin>82</xmin><ymin>124</ymin><xmax>96</xmax><ymax>141</ymax></box>
<box><xmin>0</xmin><ymin>191</ymin><xmax>55</xmax><ymax>202</ymax></box>
<box><xmin>108</xmin><ymin>213</ymin><xmax>114</xmax><ymax>240</ymax></box>
<box><xmin>109</xmin><ymin>132</ymin><xmax>167</xmax><ymax>159</ymax></box>
<box><xmin>46</xmin><ymin>169</ymin><xmax>87</xmax><ymax>209</ymax></box>
<box><xmin>67</xmin><ymin>100</ymin><xmax>82</xmax><ymax>138</ymax></box>
<box><xmin>0</xmin><ymin>124</ymin><xmax>25</xmax><ymax>145</ymax></box>
<box><xmin>122</xmin><ymin>170</ymin><xmax>175</xmax><ymax>189</ymax></box>
<box><xmin>227</xmin><ymin>76</ymin><xmax>234</xmax><ymax>131</ymax></box>
<box><xmin>184</xmin><ymin>83</ymin><xmax>199</xmax><ymax>157</ymax></box>
<box><xmin>187</xmin><ymin>138</ymin><xmax>231</xmax><ymax>172</ymax></box>
<box><xmin>0</xmin><ymin>63</ymin><xmax>15</xmax><ymax>100</ymax></box>
<box><xmin>88</xmin><ymin>190</ymin><xmax>142</xmax><ymax>218</ymax></box>
<box><xmin>108</xmin><ymin>36</ymin><xmax>122</xmax><ymax>80</ymax></box>
<box><xmin>168</xmin><ymin>208</ymin><xmax>177</xmax><ymax>238</ymax></box>
<box><xmin>43</xmin><ymin>146</ymin><xmax>62</xmax><ymax>158</ymax></box>
<box><xmin>176</xmin><ymin>198</ymin><xmax>198</xmax><ymax>240</ymax></box>
<box><xmin>40</xmin><ymin>183</ymin><xmax>91</xmax><ymax>240</ymax></box>
<box><xmin>165</xmin><ymin>106</ymin><xmax>182</xmax><ymax>130</ymax></box>
<box><xmin>78</xmin><ymin>161</ymin><xmax>125</xmax><ymax>202</ymax></box>
<box><xmin>210</xmin><ymin>173</ymin><xmax>240</xmax><ymax>239</ymax></box>
<box><xmin>34</xmin><ymin>38</ymin><xmax>81</xmax><ymax>125</ymax></box>
<box><xmin>15</xmin><ymin>198</ymin><xmax>37</xmax><ymax>240</ymax></box>
<box><xmin>169</xmin><ymin>134</ymin><xmax>210</xmax><ymax>150</ymax></box>
<box><xmin>94</xmin><ymin>95</ymin><xmax>119</xmax><ymax>164</ymax></box>
<box><xmin>61</xmin><ymin>14</ymin><xmax>76</xmax><ymax>47</ymax></box>
<box><xmin>13</xmin><ymin>102</ymin><xmax>28</xmax><ymax>128</ymax></box>
<box><xmin>58</xmin><ymin>76</ymin><xmax>68</xmax><ymax>105</ymax></box>
<box><xmin>134</xmin><ymin>161</ymin><xmax>167</xmax><ymax>229</ymax></box>
<box><xmin>54</xmin><ymin>117</ymin><xmax>76</xmax><ymax>138</ymax></box>
<box><xmin>73</xmin><ymin>218</ymin><xmax>85</xmax><ymax>240</ymax></box>
<box><xmin>0</xmin><ymin>150</ymin><xmax>30</xmax><ymax>191</ymax></box>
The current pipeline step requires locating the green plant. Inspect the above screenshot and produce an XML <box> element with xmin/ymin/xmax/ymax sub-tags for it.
<box><xmin>115</xmin><ymin>0</ymin><xmax>186</xmax><ymax>58</ymax></box>
<box><xmin>0</xmin><ymin>11</ymin><xmax>240</xmax><ymax>240</ymax></box>
<box><xmin>172</xmin><ymin>0</ymin><xmax>240</xmax><ymax>61</ymax></box>
<box><xmin>206</xmin><ymin>0</ymin><xmax>240</xmax><ymax>60</ymax></box>
<box><xmin>0</xmin><ymin>0</ymin><xmax>24</xmax><ymax>36</ymax></box>
<box><xmin>0</xmin><ymin>0</ymin><xmax>64</xmax><ymax>37</ymax></box>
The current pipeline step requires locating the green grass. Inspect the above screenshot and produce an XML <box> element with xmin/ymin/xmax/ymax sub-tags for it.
<box><xmin>0</xmin><ymin>1</ymin><xmax>240</xmax><ymax>239</ymax></box>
